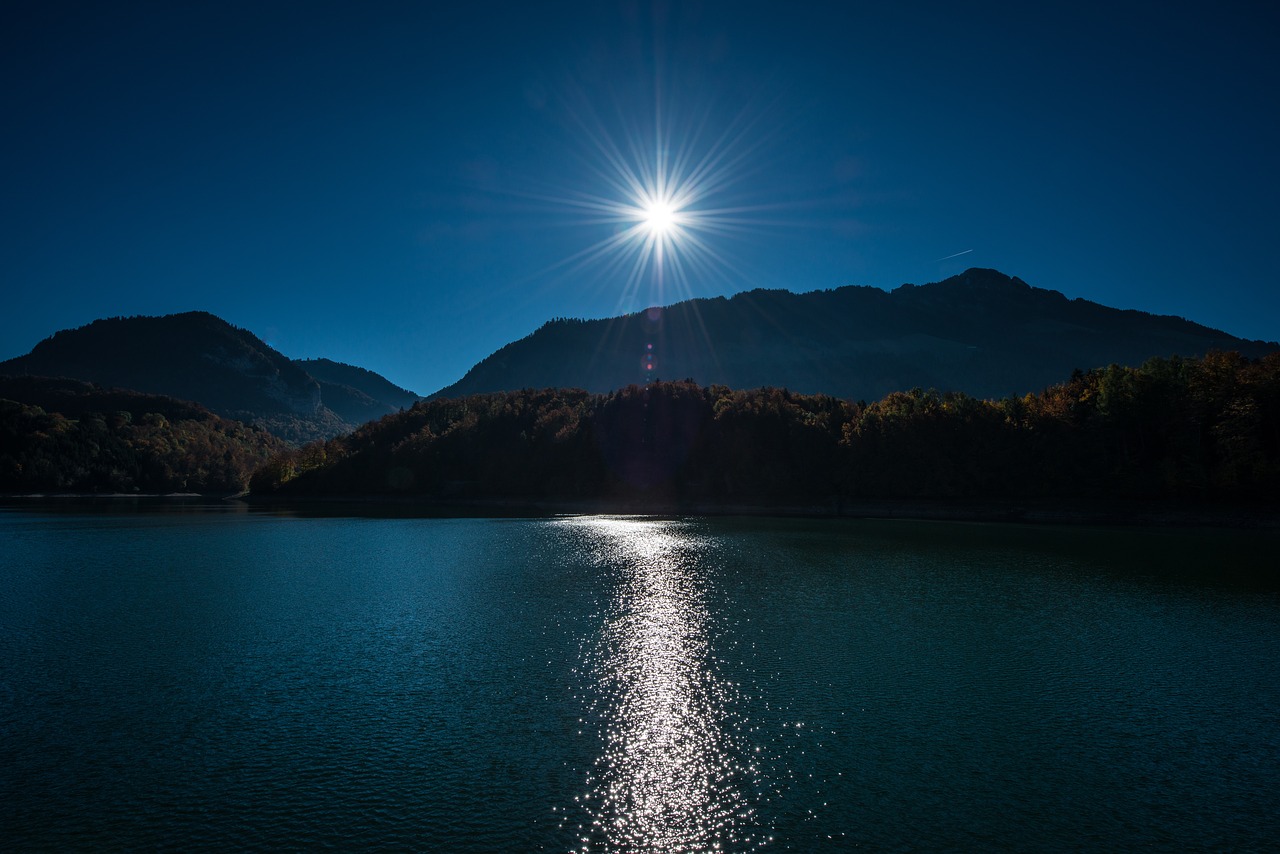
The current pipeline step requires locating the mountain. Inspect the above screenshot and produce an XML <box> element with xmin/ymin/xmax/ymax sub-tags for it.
<box><xmin>432</xmin><ymin>269</ymin><xmax>1278</xmax><ymax>401</ymax></box>
<box><xmin>293</xmin><ymin>358</ymin><xmax>420</xmax><ymax>424</ymax></box>
<box><xmin>0</xmin><ymin>312</ymin><xmax>385</xmax><ymax>443</ymax></box>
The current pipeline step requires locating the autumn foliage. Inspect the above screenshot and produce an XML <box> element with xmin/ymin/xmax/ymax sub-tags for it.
<box><xmin>251</xmin><ymin>352</ymin><xmax>1280</xmax><ymax>504</ymax></box>
<box><xmin>0</xmin><ymin>377</ymin><xmax>287</xmax><ymax>493</ymax></box>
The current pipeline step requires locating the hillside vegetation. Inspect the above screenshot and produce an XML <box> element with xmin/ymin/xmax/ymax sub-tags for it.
<box><xmin>253</xmin><ymin>351</ymin><xmax>1280</xmax><ymax>506</ymax></box>
<box><xmin>0</xmin><ymin>377</ymin><xmax>287</xmax><ymax>493</ymax></box>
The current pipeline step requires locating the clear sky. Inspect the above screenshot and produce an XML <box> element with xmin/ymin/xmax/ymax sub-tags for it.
<box><xmin>4</xmin><ymin>0</ymin><xmax>1277</xmax><ymax>394</ymax></box>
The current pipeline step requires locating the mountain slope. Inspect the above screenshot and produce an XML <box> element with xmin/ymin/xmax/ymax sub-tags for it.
<box><xmin>0</xmin><ymin>312</ymin><xmax>349</xmax><ymax>442</ymax></box>
<box><xmin>293</xmin><ymin>358</ymin><xmax>420</xmax><ymax>424</ymax></box>
<box><xmin>433</xmin><ymin>269</ymin><xmax>1277</xmax><ymax>401</ymax></box>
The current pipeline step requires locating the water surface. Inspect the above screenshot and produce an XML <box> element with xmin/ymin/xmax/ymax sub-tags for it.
<box><xmin>2</xmin><ymin>504</ymin><xmax>1277</xmax><ymax>850</ymax></box>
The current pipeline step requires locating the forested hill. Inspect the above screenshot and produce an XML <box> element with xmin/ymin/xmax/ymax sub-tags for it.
<box><xmin>0</xmin><ymin>376</ymin><xmax>286</xmax><ymax>493</ymax></box>
<box><xmin>0</xmin><ymin>313</ymin><xmax>414</xmax><ymax>443</ymax></box>
<box><xmin>254</xmin><ymin>351</ymin><xmax>1280</xmax><ymax>508</ymax></box>
<box><xmin>432</xmin><ymin>269</ymin><xmax>1277</xmax><ymax>402</ymax></box>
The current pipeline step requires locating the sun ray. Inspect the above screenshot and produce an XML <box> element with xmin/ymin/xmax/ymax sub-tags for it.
<box><xmin>487</xmin><ymin>72</ymin><xmax>837</xmax><ymax>344</ymax></box>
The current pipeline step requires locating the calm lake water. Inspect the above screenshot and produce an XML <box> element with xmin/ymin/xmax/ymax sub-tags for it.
<box><xmin>2</xmin><ymin>503</ymin><xmax>1278</xmax><ymax>851</ymax></box>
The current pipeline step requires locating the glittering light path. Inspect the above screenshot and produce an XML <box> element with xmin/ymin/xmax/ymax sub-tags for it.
<box><xmin>558</xmin><ymin>517</ymin><xmax>764</xmax><ymax>852</ymax></box>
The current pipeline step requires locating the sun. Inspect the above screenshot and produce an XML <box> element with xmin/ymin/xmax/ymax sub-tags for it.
<box><xmin>528</xmin><ymin>88</ymin><xmax>785</xmax><ymax>312</ymax></box>
<box><xmin>641</xmin><ymin>197</ymin><xmax>683</xmax><ymax>237</ymax></box>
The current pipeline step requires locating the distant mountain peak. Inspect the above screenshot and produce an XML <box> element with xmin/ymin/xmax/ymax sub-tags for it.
<box><xmin>894</xmin><ymin>268</ymin><xmax>1040</xmax><ymax>297</ymax></box>
<box><xmin>936</xmin><ymin>267</ymin><xmax>1028</xmax><ymax>289</ymax></box>
<box><xmin>1</xmin><ymin>311</ymin><xmax>417</xmax><ymax>443</ymax></box>
<box><xmin>431</xmin><ymin>269</ymin><xmax>1277</xmax><ymax>401</ymax></box>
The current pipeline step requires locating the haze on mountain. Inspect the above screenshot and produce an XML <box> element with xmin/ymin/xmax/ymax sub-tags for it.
<box><xmin>295</xmin><ymin>358</ymin><xmax>422</xmax><ymax>425</ymax></box>
<box><xmin>0</xmin><ymin>312</ymin><xmax>419</xmax><ymax>444</ymax></box>
<box><xmin>434</xmin><ymin>269</ymin><xmax>1278</xmax><ymax>402</ymax></box>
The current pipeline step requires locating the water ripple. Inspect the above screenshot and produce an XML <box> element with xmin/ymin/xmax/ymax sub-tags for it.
<box><xmin>556</xmin><ymin>517</ymin><xmax>765</xmax><ymax>852</ymax></box>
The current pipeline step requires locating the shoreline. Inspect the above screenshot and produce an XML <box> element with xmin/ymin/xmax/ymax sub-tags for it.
<box><xmin>0</xmin><ymin>492</ymin><xmax>222</xmax><ymax>503</ymax></box>
<box><xmin>218</xmin><ymin>493</ymin><xmax>1280</xmax><ymax>529</ymax></box>
<box><xmin>4</xmin><ymin>492</ymin><xmax>1277</xmax><ymax>529</ymax></box>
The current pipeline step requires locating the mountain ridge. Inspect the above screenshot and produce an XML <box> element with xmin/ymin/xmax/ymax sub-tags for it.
<box><xmin>3</xmin><ymin>270</ymin><xmax>1274</xmax><ymax>441</ymax></box>
<box><xmin>294</xmin><ymin>358</ymin><xmax>421</xmax><ymax>425</ymax></box>
<box><xmin>432</xmin><ymin>268</ymin><xmax>1277</xmax><ymax>401</ymax></box>
<box><xmin>0</xmin><ymin>312</ymin><xmax>417</xmax><ymax>443</ymax></box>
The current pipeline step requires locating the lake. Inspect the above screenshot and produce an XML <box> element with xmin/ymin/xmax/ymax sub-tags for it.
<box><xmin>2</xmin><ymin>503</ymin><xmax>1278</xmax><ymax>851</ymax></box>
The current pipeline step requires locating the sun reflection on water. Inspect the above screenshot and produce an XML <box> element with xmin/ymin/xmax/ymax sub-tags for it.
<box><xmin>557</xmin><ymin>517</ymin><xmax>763</xmax><ymax>852</ymax></box>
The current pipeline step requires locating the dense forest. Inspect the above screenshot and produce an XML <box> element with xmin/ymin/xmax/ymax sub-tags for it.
<box><xmin>0</xmin><ymin>377</ymin><xmax>287</xmax><ymax>493</ymax></box>
<box><xmin>251</xmin><ymin>351</ymin><xmax>1280</xmax><ymax>506</ymax></box>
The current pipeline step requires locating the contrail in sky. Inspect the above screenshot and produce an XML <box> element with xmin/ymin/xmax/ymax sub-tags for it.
<box><xmin>935</xmin><ymin>249</ymin><xmax>974</xmax><ymax>261</ymax></box>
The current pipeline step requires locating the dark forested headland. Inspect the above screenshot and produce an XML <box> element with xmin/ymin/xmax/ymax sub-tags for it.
<box><xmin>250</xmin><ymin>352</ymin><xmax>1280</xmax><ymax>515</ymax></box>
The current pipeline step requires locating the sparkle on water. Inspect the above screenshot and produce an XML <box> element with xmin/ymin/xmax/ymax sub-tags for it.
<box><xmin>557</xmin><ymin>517</ymin><xmax>764</xmax><ymax>852</ymax></box>
<box><xmin>8</xmin><ymin>509</ymin><xmax>1278</xmax><ymax>850</ymax></box>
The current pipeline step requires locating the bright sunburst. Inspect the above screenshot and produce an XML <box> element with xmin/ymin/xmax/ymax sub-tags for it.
<box><xmin>640</xmin><ymin>197</ymin><xmax>683</xmax><ymax>237</ymax></box>
<box><xmin>524</xmin><ymin>87</ymin><xmax>783</xmax><ymax>312</ymax></box>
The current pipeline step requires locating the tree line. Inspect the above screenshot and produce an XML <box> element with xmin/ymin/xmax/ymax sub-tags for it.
<box><xmin>250</xmin><ymin>351</ymin><xmax>1280</xmax><ymax>505</ymax></box>
<box><xmin>0</xmin><ymin>378</ymin><xmax>286</xmax><ymax>493</ymax></box>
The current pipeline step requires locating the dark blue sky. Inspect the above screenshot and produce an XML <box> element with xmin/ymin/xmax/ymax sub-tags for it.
<box><xmin>4</xmin><ymin>1</ymin><xmax>1276</xmax><ymax>394</ymax></box>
